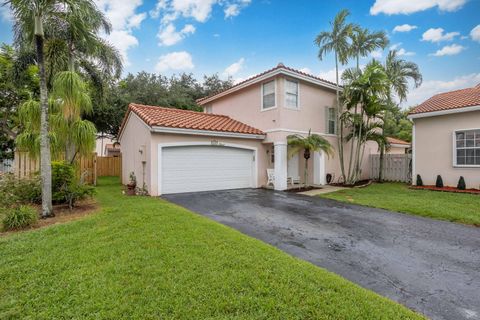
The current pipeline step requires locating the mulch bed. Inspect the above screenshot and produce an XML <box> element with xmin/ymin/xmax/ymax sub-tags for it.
<box><xmin>1</xmin><ymin>199</ymin><xmax>99</xmax><ymax>236</ymax></box>
<box><xmin>410</xmin><ymin>185</ymin><xmax>480</xmax><ymax>195</ymax></box>
<box><xmin>285</xmin><ymin>186</ymin><xmax>323</xmax><ymax>193</ymax></box>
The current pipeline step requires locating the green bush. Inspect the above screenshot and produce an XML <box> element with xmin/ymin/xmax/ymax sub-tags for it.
<box><xmin>0</xmin><ymin>173</ymin><xmax>41</xmax><ymax>208</ymax></box>
<box><xmin>435</xmin><ymin>175</ymin><xmax>444</xmax><ymax>188</ymax></box>
<box><xmin>2</xmin><ymin>205</ymin><xmax>38</xmax><ymax>231</ymax></box>
<box><xmin>457</xmin><ymin>176</ymin><xmax>466</xmax><ymax>190</ymax></box>
<box><xmin>416</xmin><ymin>174</ymin><xmax>423</xmax><ymax>187</ymax></box>
<box><xmin>51</xmin><ymin>161</ymin><xmax>96</xmax><ymax>208</ymax></box>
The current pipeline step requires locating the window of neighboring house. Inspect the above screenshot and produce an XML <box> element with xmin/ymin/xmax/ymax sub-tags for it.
<box><xmin>455</xmin><ymin>129</ymin><xmax>480</xmax><ymax>166</ymax></box>
<box><xmin>262</xmin><ymin>80</ymin><xmax>275</xmax><ymax>109</ymax></box>
<box><xmin>285</xmin><ymin>79</ymin><xmax>298</xmax><ymax>109</ymax></box>
<box><xmin>326</xmin><ymin>107</ymin><xmax>336</xmax><ymax>134</ymax></box>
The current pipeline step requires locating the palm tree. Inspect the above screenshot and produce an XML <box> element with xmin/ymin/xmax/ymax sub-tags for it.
<box><xmin>346</xmin><ymin>27</ymin><xmax>388</xmax><ymax>180</ymax></box>
<box><xmin>287</xmin><ymin>130</ymin><xmax>333</xmax><ymax>187</ymax></box>
<box><xmin>315</xmin><ymin>9</ymin><xmax>355</xmax><ymax>183</ymax></box>
<box><xmin>378</xmin><ymin>51</ymin><xmax>422</xmax><ymax>181</ymax></box>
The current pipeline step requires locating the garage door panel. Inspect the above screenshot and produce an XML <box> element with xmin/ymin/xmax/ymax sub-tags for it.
<box><xmin>161</xmin><ymin>145</ymin><xmax>254</xmax><ymax>194</ymax></box>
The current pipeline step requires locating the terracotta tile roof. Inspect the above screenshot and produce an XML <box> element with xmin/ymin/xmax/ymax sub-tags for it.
<box><xmin>387</xmin><ymin>137</ymin><xmax>410</xmax><ymax>146</ymax></box>
<box><xmin>197</xmin><ymin>63</ymin><xmax>338</xmax><ymax>104</ymax></box>
<box><xmin>410</xmin><ymin>84</ymin><xmax>480</xmax><ymax>115</ymax></box>
<box><xmin>119</xmin><ymin>103</ymin><xmax>264</xmax><ymax>137</ymax></box>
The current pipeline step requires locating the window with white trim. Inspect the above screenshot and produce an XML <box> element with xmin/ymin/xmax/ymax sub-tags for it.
<box><xmin>455</xmin><ymin>129</ymin><xmax>480</xmax><ymax>166</ymax></box>
<box><xmin>262</xmin><ymin>80</ymin><xmax>275</xmax><ymax>109</ymax></box>
<box><xmin>327</xmin><ymin>107</ymin><xmax>336</xmax><ymax>134</ymax></box>
<box><xmin>285</xmin><ymin>79</ymin><xmax>298</xmax><ymax>109</ymax></box>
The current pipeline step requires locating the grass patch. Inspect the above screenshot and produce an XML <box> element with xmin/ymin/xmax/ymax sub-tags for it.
<box><xmin>0</xmin><ymin>177</ymin><xmax>422</xmax><ymax>319</ymax></box>
<box><xmin>321</xmin><ymin>182</ymin><xmax>480</xmax><ymax>226</ymax></box>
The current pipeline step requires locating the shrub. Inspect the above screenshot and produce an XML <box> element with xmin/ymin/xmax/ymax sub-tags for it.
<box><xmin>0</xmin><ymin>173</ymin><xmax>41</xmax><ymax>208</ymax></box>
<box><xmin>51</xmin><ymin>161</ymin><xmax>96</xmax><ymax>208</ymax></box>
<box><xmin>416</xmin><ymin>174</ymin><xmax>423</xmax><ymax>187</ymax></box>
<box><xmin>435</xmin><ymin>175</ymin><xmax>444</xmax><ymax>188</ymax></box>
<box><xmin>457</xmin><ymin>176</ymin><xmax>466</xmax><ymax>190</ymax></box>
<box><xmin>2</xmin><ymin>205</ymin><xmax>38</xmax><ymax>231</ymax></box>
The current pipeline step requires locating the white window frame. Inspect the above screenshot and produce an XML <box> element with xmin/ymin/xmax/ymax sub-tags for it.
<box><xmin>284</xmin><ymin>78</ymin><xmax>299</xmax><ymax>110</ymax></box>
<box><xmin>327</xmin><ymin>107</ymin><xmax>337</xmax><ymax>135</ymax></box>
<box><xmin>453</xmin><ymin>128</ymin><xmax>480</xmax><ymax>168</ymax></box>
<box><xmin>261</xmin><ymin>80</ymin><xmax>276</xmax><ymax>111</ymax></box>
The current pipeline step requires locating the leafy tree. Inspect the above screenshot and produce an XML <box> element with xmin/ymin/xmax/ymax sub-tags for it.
<box><xmin>287</xmin><ymin>130</ymin><xmax>333</xmax><ymax>187</ymax></box>
<box><xmin>202</xmin><ymin>74</ymin><xmax>234</xmax><ymax>96</ymax></box>
<box><xmin>383</xmin><ymin>106</ymin><xmax>413</xmax><ymax>142</ymax></box>
<box><xmin>315</xmin><ymin>9</ymin><xmax>355</xmax><ymax>183</ymax></box>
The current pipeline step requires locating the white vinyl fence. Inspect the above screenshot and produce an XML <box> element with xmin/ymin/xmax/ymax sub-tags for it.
<box><xmin>0</xmin><ymin>159</ymin><xmax>14</xmax><ymax>173</ymax></box>
<box><xmin>370</xmin><ymin>154</ymin><xmax>412</xmax><ymax>183</ymax></box>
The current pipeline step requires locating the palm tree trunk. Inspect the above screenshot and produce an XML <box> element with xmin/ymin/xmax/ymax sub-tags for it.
<box><xmin>335</xmin><ymin>51</ymin><xmax>346</xmax><ymax>183</ymax></box>
<box><xmin>34</xmin><ymin>18</ymin><xmax>53</xmax><ymax>218</ymax></box>
<box><xmin>378</xmin><ymin>109</ymin><xmax>388</xmax><ymax>182</ymax></box>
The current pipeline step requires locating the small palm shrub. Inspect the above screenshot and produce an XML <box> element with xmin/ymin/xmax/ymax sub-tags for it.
<box><xmin>2</xmin><ymin>205</ymin><xmax>38</xmax><ymax>231</ymax></box>
<box><xmin>435</xmin><ymin>175</ymin><xmax>444</xmax><ymax>188</ymax></box>
<box><xmin>416</xmin><ymin>174</ymin><xmax>423</xmax><ymax>187</ymax></box>
<box><xmin>51</xmin><ymin>161</ymin><xmax>96</xmax><ymax>208</ymax></box>
<box><xmin>457</xmin><ymin>176</ymin><xmax>466</xmax><ymax>190</ymax></box>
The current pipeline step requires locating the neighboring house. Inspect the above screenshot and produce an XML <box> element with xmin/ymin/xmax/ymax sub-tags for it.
<box><xmin>386</xmin><ymin>137</ymin><xmax>410</xmax><ymax>154</ymax></box>
<box><xmin>95</xmin><ymin>135</ymin><xmax>117</xmax><ymax>156</ymax></box>
<box><xmin>119</xmin><ymin>64</ymin><xmax>377</xmax><ymax>195</ymax></box>
<box><xmin>408</xmin><ymin>84</ymin><xmax>480</xmax><ymax>189</ymax></box>
<box><xmin>104</xmin><ymin>143</ymin><xmax>121</xmax><ymax>157</ymax></box>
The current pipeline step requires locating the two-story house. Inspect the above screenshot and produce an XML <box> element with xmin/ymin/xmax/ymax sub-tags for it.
<box><xmin>119</xmin><ymin>64</ymin><xmax>374</xmax><ymax>195</ymax></box>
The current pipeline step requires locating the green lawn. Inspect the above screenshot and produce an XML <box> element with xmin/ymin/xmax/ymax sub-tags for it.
<box><xmin>321</xmin><ymin>183</ymin><xmax>480</xmax><ymax>226</ymax></box>
<box><xmin>0</xmin><ymin>177</ymin><xmax>422</xmax><ymax>319</ymax></box>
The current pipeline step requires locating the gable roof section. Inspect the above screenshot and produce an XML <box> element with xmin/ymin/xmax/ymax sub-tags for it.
<box><xmin>118</xmin><ymin>103</ymin><xmax>264</xmax><ymax>138</ymax></box>
<box><xmin>197</xmin><ymin>63</ymin><xmax>339</xmax><ymax>105</ymax></box>
<box><xmin>387</xmin><ymin>137</ymin><xmax>410</xmax><ymax>146</ymax></box>
<box><xmin>409</xmin><ymin>84</ymin><xmax>480</xmax><ymax>117</ymax></box>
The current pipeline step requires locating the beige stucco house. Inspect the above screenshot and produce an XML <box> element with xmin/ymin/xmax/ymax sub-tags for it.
<box><xmin>119</xmin><ymin>64</ymin><xmax>376</xmax><ymax>195</ymax></box>
<box><xmin>408</xmin><ymin>84</ymin><xmax>480</xmax><ymax>189</ymax></box>
<box><xmin>386</xmin><ymin>137</ymin><xmax>410</xmax><ymax>154</ymax></box>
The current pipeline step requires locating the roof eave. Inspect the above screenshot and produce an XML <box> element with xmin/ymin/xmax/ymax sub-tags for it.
<box><xmin>408</xmin><ymin>105</ymin><xmax>480</xmax><ymax>119</ymax></box>
<box><xmin>151</xmin><ymin>126</ymin><xmax>265</xmax><ymax>140</ymax></box>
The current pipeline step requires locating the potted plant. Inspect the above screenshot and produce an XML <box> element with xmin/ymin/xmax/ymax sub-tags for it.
<box><xmin>127</xmin><ymin>172</ymin><xmax>137</xmax><ymax>195</ymax></box>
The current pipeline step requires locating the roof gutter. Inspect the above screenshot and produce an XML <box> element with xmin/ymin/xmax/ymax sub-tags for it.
<box><xmin>151</xmin><ymin>126</ymin><xmax>266</xmax><ymax>140</ymax></box>
<box><xmin>408</xmin><ymin>105</ymin><xmax>480</xmax><ymax>120</ymax></box>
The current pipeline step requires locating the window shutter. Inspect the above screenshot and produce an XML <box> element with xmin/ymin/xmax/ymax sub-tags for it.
<box><xmin>325</xmin><ymin>106</ymin><xmax>330</xmax><ymax>134</ymax></box>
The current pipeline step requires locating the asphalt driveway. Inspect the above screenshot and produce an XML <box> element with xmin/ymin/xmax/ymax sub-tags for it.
<box><xmin>164</xmin><ymin>189</ymin><xmax>480</xmax><ymax>320</ymax></box>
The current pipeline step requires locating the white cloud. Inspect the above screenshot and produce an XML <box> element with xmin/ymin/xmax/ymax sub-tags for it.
<box><xmin>390</xmin><ymin>43</ymin><xmax>415</xmax><ymax>56</ymax></box>
<box><xmin>224</xmin><ymin>4</ymin><xmax>239</xmax><ymax>18</ymax></box>
<box><xmin>223</xmin><ymin>58</ymin><xmax>245</xmax><ymax>76</ymax></box>
<box><xmin>370</xmin><ymin>0</ymin><xmax>467</xmax><ymax>15</ymax></box>
<box><xmin>432</xmin><ymin>44</ymin><xmax>465</xmax><ymax>56</ymax></box>
<box><xmin>155</xmin><ymin>51</ymin><xmax>194</xmax><ymax>72</ymax></box>
<box><xmin>422</xmin><ymin>28</ymin><xmax>459</xmax><ymax>42</ymax></box>
<box><xmin>405</xmin><ymin>73</ymin><xmax>480</xmax><ymax>106</ymax></box>
<box><xmin>397</xmin><ymin>48</ymin><xmax>416</xmax><ymax>56</ymax></box>
<box><xmin>393</xmin><ymin>24</ymin><xmax>417</xmax><ymax>32</ymax></box>
<box><xmin>471</xmin><ymin>25</ymin><xmax>480</xmax><ymax>43</ymax></box>
<box><xmin>94</xmin><ymin>0</ymin><xmax>146</xmax><ymax>66</ymax></box>
<box><xmin>157</xmin><ymin>23</ymin><xmax>196</xmax><ymax>46</ymax></box>
<box><xmin>319</xmin><ymin>68</ymin><xmax>345</xmax><ymax>84</ymax></box>
<box><xmin>371</xmin><ymin>49</ymin><xmax>383</xmax><ymax>58</ymax></box>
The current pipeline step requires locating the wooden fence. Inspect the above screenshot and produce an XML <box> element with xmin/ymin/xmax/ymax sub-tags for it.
<box><xmin>13</xmin><ymin>152</ymin><xmax>122</xmax><ymax>184</ymax></box>
<box><xmin>97</xmin><ymin>156</ymin><xmax>122</xmax><ymax>177</ymax></box>
<box><xmin>370</xmin><ymin>154</ymin><xmax>412</xmax><ymax>183</ymax></box>
<box><xmin>14</xmin><ymin>151</ymin><xmax>97</xmax><ymax>185</ymax></box>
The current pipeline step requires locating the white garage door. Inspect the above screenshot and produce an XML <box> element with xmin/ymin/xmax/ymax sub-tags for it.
<box><xmin>161</xmin><ymin>145</ymin><xmax>255</xmax><ymax>194</ymax></box>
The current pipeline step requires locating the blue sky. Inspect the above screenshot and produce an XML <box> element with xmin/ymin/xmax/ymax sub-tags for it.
<box><xmin>1</xmin><ymin>0</ymin><xmax>479</xmax><ymax>106</ymax></box>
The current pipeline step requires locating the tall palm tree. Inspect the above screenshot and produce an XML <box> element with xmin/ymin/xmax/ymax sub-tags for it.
<box><xmin>287</xmin><ymin>130</ymin><xmax>333</xmax><ymax>187</ymax></box>
<box><xmin>378</xmin><ymin>50</ymin><xmax>422</xmax><ymax>181</ymax></box>
<box><xmin>346</xmin><ymin>27</ymin><xmax>388</xmax><ymax>180</ymax></box>
<box><xmin>315</xmin><ymin>9</ymin><xmax>355</xmax><ymax>183</ymax></box>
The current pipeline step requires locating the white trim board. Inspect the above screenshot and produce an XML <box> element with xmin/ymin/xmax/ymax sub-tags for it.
<box><xmin>151</xmin><ymin>126</ymin><xmax>265</xmax><ymax>140</ymax></box>
<box><xmin>408</xmin><ymin>105</ymin><xmax>480</xmax><ymax>119</ymax></box>
<box><xmin>263</xmin><ymin>128</ymin><xmax>337</xmax><ymax>138</ymax></box>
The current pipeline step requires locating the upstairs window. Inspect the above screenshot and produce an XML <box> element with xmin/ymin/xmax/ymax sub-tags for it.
<box><xmin>262</xmin><ymin>80</ymin><xmax>275</xmax><ymax>109</ymax></box>
<box><xmin>285</xmin><ymin>79</ymin><xmax>298</xmax><ymax>109</ymax></box>
<box><xmin>455</xmin><ymin>129</ymin><xmax>480</xmax><ymax>166</ymax></box>
<box><xmin>326</xmin><ymin>107</ymin><xmax>336</xmax><ymax>134</ymax></box>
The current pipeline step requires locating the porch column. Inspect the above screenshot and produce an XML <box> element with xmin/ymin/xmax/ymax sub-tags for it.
<box><xmin>274</xmin><ymin>141</ymin><xmax>288</xmax><ymax>190</ymax></box>
<box><xmin>313</xmin><ymin>151</ymin><xmax>326</xmax><ymax>185</ymax></box>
